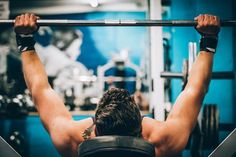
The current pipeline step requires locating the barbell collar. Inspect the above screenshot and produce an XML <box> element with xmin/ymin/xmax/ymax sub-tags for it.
<box><xmin>0</xmin><ymin>19</ymin><xmax>236</xmax><ymax>26</ymax></box>
<box><xmin>212</xmin><ymin>72</ymin><xmax>235</xmax><ymax>79</ymax></box>
<box><xmin>160</xmin><ymin>71</ymin><xmax>235</xmax><ymax>79</ymax></box>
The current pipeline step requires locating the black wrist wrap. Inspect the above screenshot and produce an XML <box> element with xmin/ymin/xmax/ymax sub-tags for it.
<box><xmin>16</xmin><ymin>34</ymin><xmax>36</xmax><ymax>53</ymax></box>
<box><xmin>200</xmin><ymin>36</ymin><xmax>218</xmax><ymax>53</ymax></box>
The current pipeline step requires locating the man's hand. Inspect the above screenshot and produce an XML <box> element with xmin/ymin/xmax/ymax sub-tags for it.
<box><xmin>14</xmin><ymin>13</ymin><xmax>39</xmax><ymax>53</ymax></box>
<box><xmin>195</xmin><ymin>14</ymin><xmax>220</xmax><ymax>54</ymax></box>
<box><xmin>14</xmin><ymin>13</ymin><xmax>39</xmax><ymax>35</ymax></box>
<box><xmin>195</xmin><ymin>14</ymin><xmax>220</xmax><ymax>36</ymax></box>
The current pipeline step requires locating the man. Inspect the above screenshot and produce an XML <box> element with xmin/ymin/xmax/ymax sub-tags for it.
<box><xmin>14</xmin><ymin>13</ymin><xmax>220</xmax><ymax>157</ymax></box>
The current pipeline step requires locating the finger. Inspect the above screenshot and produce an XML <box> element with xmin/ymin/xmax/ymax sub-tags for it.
<box><xmin>195</xmin><ymin>14</ymin><xmax>204</xmax><ymax>22</ymax></box>
<box><xmin>200</xmin><ymin>14</ymin><xmax>205</xmax><ymax>24</ymax></box>
<box><xmin>29</xmin><ymin>16</ymin><xmax>34</xmax><ymax>28</ymax></box>
<box><xmin>209</xmin><ymin>15</ymin><xmax>215</xmax><ymax>25</ymax></box>
<box><xmin>194</xmin><ymin>15</ymin><xmax>200</xmax><ymax>30</ymax></box>
<box><xmin>14</xmin><ymin>15</ymin><xmax>21</xmax><ymax>27</ymax></box>
<box><xmin>210</xmin><ymin>16</ymin><xmax>219</xmax><ymax>29</ymax></box>
<box><xmin>14</xmin><ymin>15</ymin><xmax>24</xmax><ymax>34</ymax></box>
<box><xmin>19</xmin><ymin>14</ymin><xmax>25</xmax><ymax>26</ymax></box>
<box><xmin>29</xmin><ymin>13</ymin><xmax>37</xmax><ymax>23</ymax></box>
<box><xmin>29</xmin><ymin>14</ymin><xmax>39</xmax><ymax>32</ymax></box>
<box><xmin>196</xmin><ymin>14</ymin><xmax>204</xmax><ymax>29</ymax></box>
<box><xmin>203</xmin><ymin>14</ymin><xmax>209</xmax><ymax>26</ymax></box>
<box><xmin>24</xmin><ymin>13</ymin><xmax>30</xmax><ymax>26</ymax></box>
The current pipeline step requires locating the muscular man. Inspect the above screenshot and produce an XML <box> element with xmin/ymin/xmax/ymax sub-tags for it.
<box><xmin>14</xmin><ymin>13</ymin><xmax>220</xmax><ymax>157</ymax></box>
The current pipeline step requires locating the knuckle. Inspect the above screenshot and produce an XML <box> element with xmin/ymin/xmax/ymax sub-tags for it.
<box><xmin>18</xmin><ymin>21</ymin><xmax>23</xmax><ymax>26</ymax></box>
<box><xmin>198</xmin><ymin>18</ymin><xmax>203</xmax><ymax>24</ymax></box>
<box><xmin>30</xmin><ymin>14</ymin><xmax>34</xmax><ymax>18</ymax></box>
<box><xmin>209</xmin><ymin>15</ymin><xmax>213</xmax><ymax>19</ymax></box>
<box><xmin>203</xmin><ymin>21</ymin><xmax>208</xmax><ymax>26</ymax></box>
<box><xmin>198</xmin><ymin>21</ymin><xmax>204</xmax><ymax>26</ymax></box>
<box><xmin>23</xmin><ymin>21</ymin><xmax>29</xmax><ymax>26</ymax></box>
<box><xmin>29</xmin><ymin>22</ymin><xmax>35</xmax><ymax>27</ymax></box>
<box><xmin>209</xmin><ymin>21</ymin><xmax>214</xmax><ymax>25</ymax></box>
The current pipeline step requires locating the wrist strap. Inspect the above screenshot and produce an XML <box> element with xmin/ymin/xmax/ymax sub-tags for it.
<box><xmin>16</xmin><ymin>34</ymin><xmax>36</xmax><ymax>53</ymax></box>
<box><xmin>200</xmin><ymin>35</ymin><xmax>218</xmax><ymax>53</ymax></box>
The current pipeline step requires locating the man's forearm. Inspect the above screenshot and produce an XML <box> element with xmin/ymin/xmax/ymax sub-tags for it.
<box><xmin>21</xmin><ymin>50</ymin><xmax>50</xmax><ymax>95</ymax></box>
<box><xmin>167</xmin><ymin>51</ymin><xmax>214</xmax><ymax>131</ymax></box>
<box><xmin>185</xmin><ymin>51</ymin><xmax>214</xmax><ymax>97</ymax></box>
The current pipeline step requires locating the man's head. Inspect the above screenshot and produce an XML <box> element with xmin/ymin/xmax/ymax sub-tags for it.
<box><xmin>95</xmin><ymin>88</ymin><xmax>142</xmax><ymax>137</ymax></box>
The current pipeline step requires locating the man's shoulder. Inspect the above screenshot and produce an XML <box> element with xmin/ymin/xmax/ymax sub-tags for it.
<box><xmin>141</xmin><ymin>117</ymin><xmax>163</xmax><ymax>131</ymax></box>
<box><xmin>50</xmin><ymin>118</ymin><xmax>95</xmax><ymax>156</ymax></box>
<box><xmin>141</xmin><ymin>117</ymin><xmax>168</xmax><ymax>142</ymax></box>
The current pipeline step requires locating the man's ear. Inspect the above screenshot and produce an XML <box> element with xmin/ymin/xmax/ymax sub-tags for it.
<box><xmin>130</xmin><ymin>95</ymin><xmax>135</xmax><ymax>103</ymax></box>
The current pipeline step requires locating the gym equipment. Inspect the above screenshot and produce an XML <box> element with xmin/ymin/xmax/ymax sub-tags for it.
<box><xmin>64</xmin><ymin>87</ymin><xmax>76</xmax><ymax>111</ymax></box>
<box><xmin>208</xmin><ymin>128</ymin><xmax>236</xmax><ymax>157</ymax></box>
<box><xmin>6</xmin><ymin>96</ymin><xmax>28</xmax><ymax>117</ymax></box>
<box><xmin>78</xmin><ymin>136</ymin><xmax>155</xmax><ymax>157</ymax></box>
<box><xmin>163</xmin><ymin>38</ymin><xmax>172</xmax><ymax>103</ymax></box>
<box><xmin>0</xmin><ymin>136</ymin><xmax>22</xmax><ymax>157</ymax></box>
<box><xmin>0</xmin><ymin>94</ymin><xmax>29</xmax><ymax>118</ymax></box>
<box><xmin>8</xmin><ymin>131</ymin><xmax>25</xmax><ymax>156</ymax></box>
<box><xmin>186</xmin><ymin>104</ymin><xmax>220</xmax><ymax>151</ymax></box>
<box><xmin>161</xmin><ymin>41</ymin><xmax>235</xmax><ymax>82</ymax></box>
<box><xmin>97</xmin><ymin>50</ymin><xmax>143</xmax><ymax>94</ymax></box>
<box><xmin>201</xmin><ymin>105</ymin><xmax>219</xmax><ymax>149</ymax></box>
<box><xmin>0</xmin><ymin>95</ymin><xmax>7</xmax><ymax>114</ymax></box>
<box><xmin>160</xmin><ymin>71</ymin><xmax>235</xmax><ymax>80</ymax></box>
<box><xmin>0</xmin><ymin>19</ymin><xmax>236</xmax><ymax>27</ymax></box>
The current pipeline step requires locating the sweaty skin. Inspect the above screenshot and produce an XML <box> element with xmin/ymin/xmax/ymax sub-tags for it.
<box><xmin>14</xmin><ymin>13</ymin><xmax>220</xmax><ymax>157</ymax></box>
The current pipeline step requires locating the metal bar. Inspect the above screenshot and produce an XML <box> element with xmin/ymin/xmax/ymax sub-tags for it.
<box><xmin>160</xmin><ymin>71</ymin><xmax>235</xmax><ymax>79</ymax></box>
<box><xmin>68</xmin><ymin>76</ymin><xmax>140</xmax><ymax>82</ymax></box>
<box><xmin>212</xmin><ymin>72</ymin><xmax>235</xmax><ymax>79</ymax></box>
<box><xmin>0</xmin><ymin>19</ymin><xmax>236</xmax><ymax>26</ymax></box>
<box><xmin>160</xmin><ymin>72</ymin><xmax>184</xmax><ymax>79</ymax></box>
<box><xmin>219</xmin><ymin>123</ymin><xmax>235</xmax><ymax>131</ymax></box>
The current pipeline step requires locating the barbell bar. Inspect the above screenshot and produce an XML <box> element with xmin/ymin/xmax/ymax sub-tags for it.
<box><xmin>0</xmin><ymin>19</ymin><xmax>236</xmax><ymax>26</ymax></box>
<box><xmin>160</xmin><ymin>71</ymin><xmax>235</xmax><ymax>79</ymax></box>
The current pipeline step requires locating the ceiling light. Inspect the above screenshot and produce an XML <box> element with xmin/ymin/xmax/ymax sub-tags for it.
<box><xmin>90</xmin><ymin>0</ymin><xmax>99</xmax><ymax>7</ymax></box>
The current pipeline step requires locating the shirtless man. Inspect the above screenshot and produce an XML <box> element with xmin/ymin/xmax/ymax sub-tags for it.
<box><xmin>14</xmin><ymin>13</ymin><xmax>220</xmax><ymax>157</ymax></box>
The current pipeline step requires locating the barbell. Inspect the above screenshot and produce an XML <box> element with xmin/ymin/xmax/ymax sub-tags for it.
<box><xmin>0</xmin><ymin>19</ymin><xmax>236</xmax><ymax>26</ymax></box>
<box><xmin>160</xmin><ymin>71</ymin><xmax>235</xmax><ymax>79</ymax></box>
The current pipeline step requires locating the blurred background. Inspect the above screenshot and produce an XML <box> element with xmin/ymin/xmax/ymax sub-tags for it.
<box><xmin>0</xmin><ymin>0</ymin><xmax>235</xmax><ymax>157</ymax></box>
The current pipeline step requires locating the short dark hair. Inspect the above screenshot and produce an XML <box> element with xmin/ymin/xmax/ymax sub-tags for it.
<box><xmin>95</xmin><ymin>88</ymin><xmax>142</xmax><ymax>137</ymax></box>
